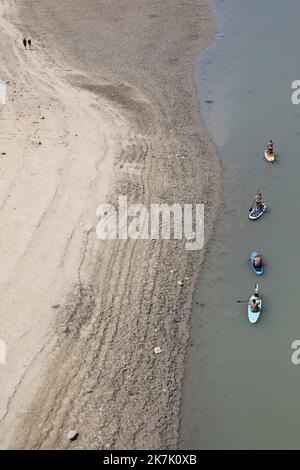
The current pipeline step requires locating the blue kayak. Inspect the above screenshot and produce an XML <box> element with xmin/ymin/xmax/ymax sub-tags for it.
<box><xmin>249</xmin><ymin>203</ymin><xmax>267</xmax><ymax>220</ymax></box>
<box><xmin>250</xmin><ymin>251</ymin><xmax>264</xmax><ymax>276</ymax></box>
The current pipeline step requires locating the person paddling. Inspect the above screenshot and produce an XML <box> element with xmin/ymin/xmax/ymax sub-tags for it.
<box><xmin>250</xmin><ymin>298</ymin><xmax>259</xmax><ymax>313</ymax></box>
<box><xmin>266</xmin><ymin>138</ymin><xmax>273</xmax><ymax>154</ymax></box>
<box><xmin>250</xmin><ymin>285</ymin><xmax>260</xmax><ymax>312</ymax></box>
<box><xmin>253</xmin><ymin>254</ymin><xmax>262</xmax><ymax>268</ymax></box>
<box><xmin>255</xmin><ymin>192</ymin><xmax>264</xmax><ymax>212</ymax></box>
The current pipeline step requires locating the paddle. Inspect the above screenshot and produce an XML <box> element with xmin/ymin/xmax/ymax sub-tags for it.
<box><xmin>236</xmin><ymin>300</ymin><xmax>249</xmax><ymax>303</ymax></box>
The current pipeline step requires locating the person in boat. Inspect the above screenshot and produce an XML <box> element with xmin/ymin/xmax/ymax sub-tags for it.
<box><xmin>250</xmin><ymin>297</ymin><xmax>260</xmax><ymax>313</ymax></box>
<box><xmin>253</xmin><ymin>254</ymin><xmax>262</xmax><ymax>268</ymax></box>
<box><xmin>266</xmin><ymin>139</ymin><xmax>273</xmax><ymax>154</ymax></box>
<box><xmin>255</xmin><ymin>192</ymin><xmax>263</xmax><ymax>212</ymax></box>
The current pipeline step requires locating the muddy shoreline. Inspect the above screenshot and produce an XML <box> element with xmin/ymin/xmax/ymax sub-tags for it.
<box><xmin>0</xmin><ymin>0</ymin><xmax>221</xmax><ymax>449</ymax></box>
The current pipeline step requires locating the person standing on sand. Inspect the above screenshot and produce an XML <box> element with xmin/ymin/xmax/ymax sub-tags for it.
<box><xmin>23</xmin><ymin>38</ymin><xmax>27</xmax><ymax>49</ymax></box>
<box><xmin>28</xmin><ymin>39</ymin><xmax>32</xmax><ymax>50</ymax></box>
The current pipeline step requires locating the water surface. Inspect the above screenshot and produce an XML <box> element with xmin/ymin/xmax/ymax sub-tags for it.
<box><xmin>181</xmin><ymin>0</ymin><xmax>300</xmax><ymax>450</ymax></box>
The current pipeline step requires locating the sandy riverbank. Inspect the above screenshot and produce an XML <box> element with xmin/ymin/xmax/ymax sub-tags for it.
<box><xmin>0</xmin><ymin>0</ymin><xmax>221</xmax><ymax>449</ymax></box>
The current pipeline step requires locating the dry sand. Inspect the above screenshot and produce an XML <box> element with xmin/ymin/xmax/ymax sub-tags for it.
<box><xmin>0</xmin><ymin>0</ymin><xmax>221</xmax><ymax>449</ymax></box>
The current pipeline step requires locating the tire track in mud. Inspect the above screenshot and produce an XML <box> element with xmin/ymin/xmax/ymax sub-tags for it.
<box><xmin>11</xmin><ymin>100</ymin><xmax>182</xmax><ymax>449</ymax></box>
<box><xmin>13</xmin><ymin>120</ymin><xmax>197</xmax><ymax>450</ymax></box>
<box><xmin>1</xmin><ymin>0</ymin><xmax>222</xmax><ymax>450</ymax></box>
<box><xmin>0</xmin><ymin>0</ymin><xmax>141</xmax><ymax>447</ymax></box>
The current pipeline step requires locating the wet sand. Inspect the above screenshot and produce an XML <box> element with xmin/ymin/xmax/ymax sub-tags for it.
<box><xmin>0</xmin><ymin>0</ymin><xmax>220</xmax><ymax>449</ymax></box>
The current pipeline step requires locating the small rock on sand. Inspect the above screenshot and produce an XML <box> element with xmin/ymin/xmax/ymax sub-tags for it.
<box><xmin>154</xmin><ymin>347</ymin><xmax>162</xmax><ymax>355</ymax></box>
<box><xmin>67</xmin><ymin>430</ymin><xmax>79</xmax><ymax>441</ymax></box>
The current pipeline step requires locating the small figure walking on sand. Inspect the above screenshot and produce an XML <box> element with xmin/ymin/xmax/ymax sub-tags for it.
<box><xmin>28</xmin><ymin>39</ymin><xmax>32</xmax><ymax>50</ymax></box>
<box><xmin>23</xmin><ymin>38</ymin><xmax>27</xmax><ymax>49</ymax></box>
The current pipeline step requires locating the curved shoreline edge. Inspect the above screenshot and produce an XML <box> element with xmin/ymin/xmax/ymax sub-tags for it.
<box><xmin>0</xmin><ymin>0</ymin><xmax>222</xmax><ymax>449</ymax></box>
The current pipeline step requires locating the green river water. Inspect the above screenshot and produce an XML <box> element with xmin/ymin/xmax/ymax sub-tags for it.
<box><xmin>180</xmin><ymin>0</ymin><xmax>300</xmax><ymax>450</ymax></box>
